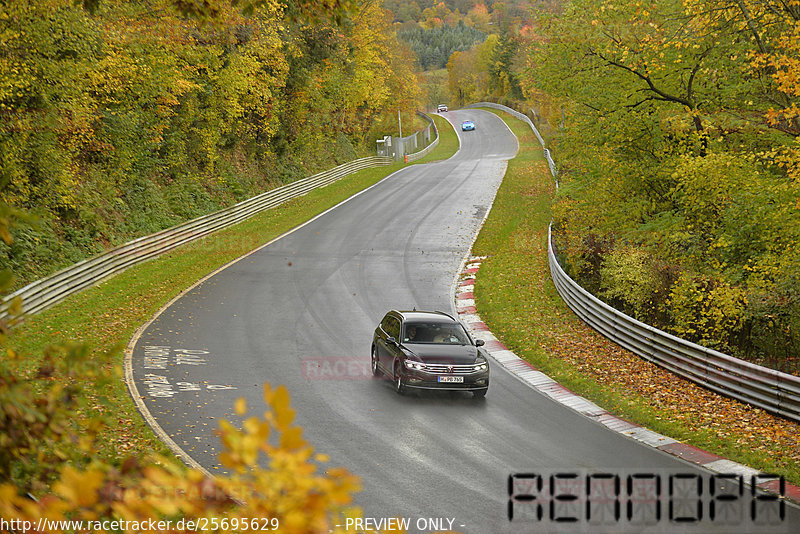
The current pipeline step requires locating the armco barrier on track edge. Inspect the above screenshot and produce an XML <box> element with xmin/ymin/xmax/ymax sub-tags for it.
<box><xmin>466</xmin><ymin>101</ymin><xmax>800</xmax><ymax>424</ymax></box>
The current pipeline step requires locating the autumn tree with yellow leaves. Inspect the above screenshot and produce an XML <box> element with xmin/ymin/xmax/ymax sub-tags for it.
<box><xmin>0</xmin><ymin>0</ymin><xmax>422</xmax><ymax>289</ymax></box>
<box><xmin>524</xmin><ymin>0</ymin><xmax>800</xmax><ymax>370</ymax></box>
<box><xmin>0</xmin><ymin>370</ymin><xmax>365</xmax><ymax>532</ymax></box>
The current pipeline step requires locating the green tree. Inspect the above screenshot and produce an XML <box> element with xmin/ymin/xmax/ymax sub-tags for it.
<box><xmin>523</xmin><ymin>0</ymin><xmax>800</xmax><ymax>368</ymax></box>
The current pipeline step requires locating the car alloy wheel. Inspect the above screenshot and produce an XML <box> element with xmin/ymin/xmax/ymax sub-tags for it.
<box><xmin>394</xmin><ymin>362</ymin><xmax>406</xmax><ymax>395</ymax></box>
<box><xmin>371</xmin><ymin>346</ymin><xmax>380</xmax><ymax>377</ymax></box>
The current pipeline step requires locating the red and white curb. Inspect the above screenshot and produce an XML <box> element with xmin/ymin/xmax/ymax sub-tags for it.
<box><xmin>454</xmin><ymin>256</ymin><xmax>800</xmax><ymax>505</ymax></box>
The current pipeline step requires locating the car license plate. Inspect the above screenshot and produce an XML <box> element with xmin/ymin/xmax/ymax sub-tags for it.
<box><xmin>438</xmin><ymin>376</ymin><xmax>464</xmax><ymax>383</ymax></box>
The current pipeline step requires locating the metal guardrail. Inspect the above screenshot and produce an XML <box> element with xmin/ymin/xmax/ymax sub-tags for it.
<box><xmin>406</xmin><ymin>112</ymin><xmax>440</xmax><ymax>162</ymax></box>
<box><xmin>465</xmin><ymin>103</ymin><xmax>557</xmax><ymax>184</ymax></box>
<box><xmin>469</xmin><ymin>101</ymin><xmax>800</xmax><ymax>422</ymax></box>
<box><xmin>1</xmin><ymin>156</ymin><xmax>393</xmax><ymax>322</ymax></box>
<box><xmin>377</xmin><ymin>112</ymin><xmax>439</xmax><ymax>161</ymax></box>
<box><xmin>548</xmin><ymin>225</ymin><xmax>800</xmax><ymax>422</ymax></box>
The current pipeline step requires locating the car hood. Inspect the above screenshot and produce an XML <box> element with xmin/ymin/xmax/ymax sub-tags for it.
<box><xmin>403</xmin><ymin>343</ymin><xmax>479</xmax><ymax>364</ymax></box>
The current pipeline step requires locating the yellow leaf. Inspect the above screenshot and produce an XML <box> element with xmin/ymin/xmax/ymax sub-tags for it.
<box><xmin>269</xmin><ymin>385</ymin><xmax>295</xmax><ymax>430</ymax></box>
<box><xmin>235</xmin><ymin>397</ymin><xmax>247</xmax><ymax>416</ymax></box>
<box><xmin>280</xmin><ymin>427</ymin><xmax>305</xmax><ymax>450</ymax></box>
<box><xmin>54</xmin><ymin>466</ymin><xmax>104</xmax><ymax>507</ymax></box>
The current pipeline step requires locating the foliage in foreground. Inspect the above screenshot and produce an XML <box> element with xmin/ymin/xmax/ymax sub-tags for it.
<box><xmin>524</xmin><ymin>0</ymin><xmax>800</xmax><ymax>371</ymax></box>
<box><xmin>0</xmin><ymin>371</ymin><xmax>363</xmax><ymax>533</ymax></box>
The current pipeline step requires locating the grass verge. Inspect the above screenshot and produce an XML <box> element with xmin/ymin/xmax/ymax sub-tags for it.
<box><xmin>414</xmin><ymin>114</ymin><xmax>459</xmax><ymax>163</ymax></box>
<box><xmin>4</xmin><ymin>133</ymin><xmax>456</xmax><ymax>463</ymax></box>
<box><xmin>472</xmin><ymin>109</ymin><xmax>800</xmax><ymax>485</ymax></box>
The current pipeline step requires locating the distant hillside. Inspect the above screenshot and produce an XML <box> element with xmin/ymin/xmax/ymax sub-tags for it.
<box><xmin>398</xmin><ymin>21</ymin><xmax>487</xmax><ymax>70</ymax></box>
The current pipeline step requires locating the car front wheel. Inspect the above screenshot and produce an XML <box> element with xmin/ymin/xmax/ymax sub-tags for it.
<box><xmin>473</xmin><ymin>388</ymin><xmax>488</xmax><ymax>399</ymax></box>
<box><xmin>394</xmin><ymin>362</ymin><xmax>406</xmax><ymax>395</ymax></box>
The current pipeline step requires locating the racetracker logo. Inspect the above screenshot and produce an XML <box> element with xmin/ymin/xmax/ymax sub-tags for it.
<box><xmin>301</xmin><ymin>357</ymin><xmax>371</xmax><ymax>380</ymax></box>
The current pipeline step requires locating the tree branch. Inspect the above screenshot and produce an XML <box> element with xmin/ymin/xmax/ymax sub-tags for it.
<box><xmin>686</xmin><ymin>47</ymin><xmax>712</xmax><ymax>102</ymax></box>
<box><xmin>736</xmin><ymin>0</ymin><xmax>767</xmax><ymax>54</ymax></box>
<box><xmin>588</xmin><ymin>48</ymin><xmax>695</xmax><ymax>109</ymax></box>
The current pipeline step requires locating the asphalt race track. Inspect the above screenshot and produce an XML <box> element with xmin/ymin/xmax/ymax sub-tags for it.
<box><xmin>131</xmin><ymin>109</ymin><xmax>800</xmax><ymax>533</ymax></box>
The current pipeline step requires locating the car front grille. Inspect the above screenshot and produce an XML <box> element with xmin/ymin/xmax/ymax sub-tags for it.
<box><xmin>423</xmin><ymin>363</ymin><xmax>477</xmax><ymax>374</ymax></box>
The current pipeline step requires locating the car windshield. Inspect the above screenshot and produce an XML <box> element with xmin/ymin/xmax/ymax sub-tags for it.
<box><xmin>402</xmin><ymin>322</ymin><xmax>470</xmax><ymax>345</ymax></box>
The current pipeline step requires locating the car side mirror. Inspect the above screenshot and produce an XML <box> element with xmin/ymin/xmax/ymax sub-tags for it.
<box><xmin>475</xmin><ymin>339</ymin><xmax>485</xmax><ymax>347</ymax></box>
<box><xmin>387</xmin><ymin>337</ymin><xmax>397</xmax><ymax>345</ymax></box>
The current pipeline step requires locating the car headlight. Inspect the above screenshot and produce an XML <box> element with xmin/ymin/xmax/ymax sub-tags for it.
<box><xmin>404</xmin><ymin>361</ymin><xmax>426</xmax><ymax>371</ymax></box>
<box><xmin>473</xmin><ymin>362</ymin><xmax>488</xmax><ymax>371</ymax></box>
